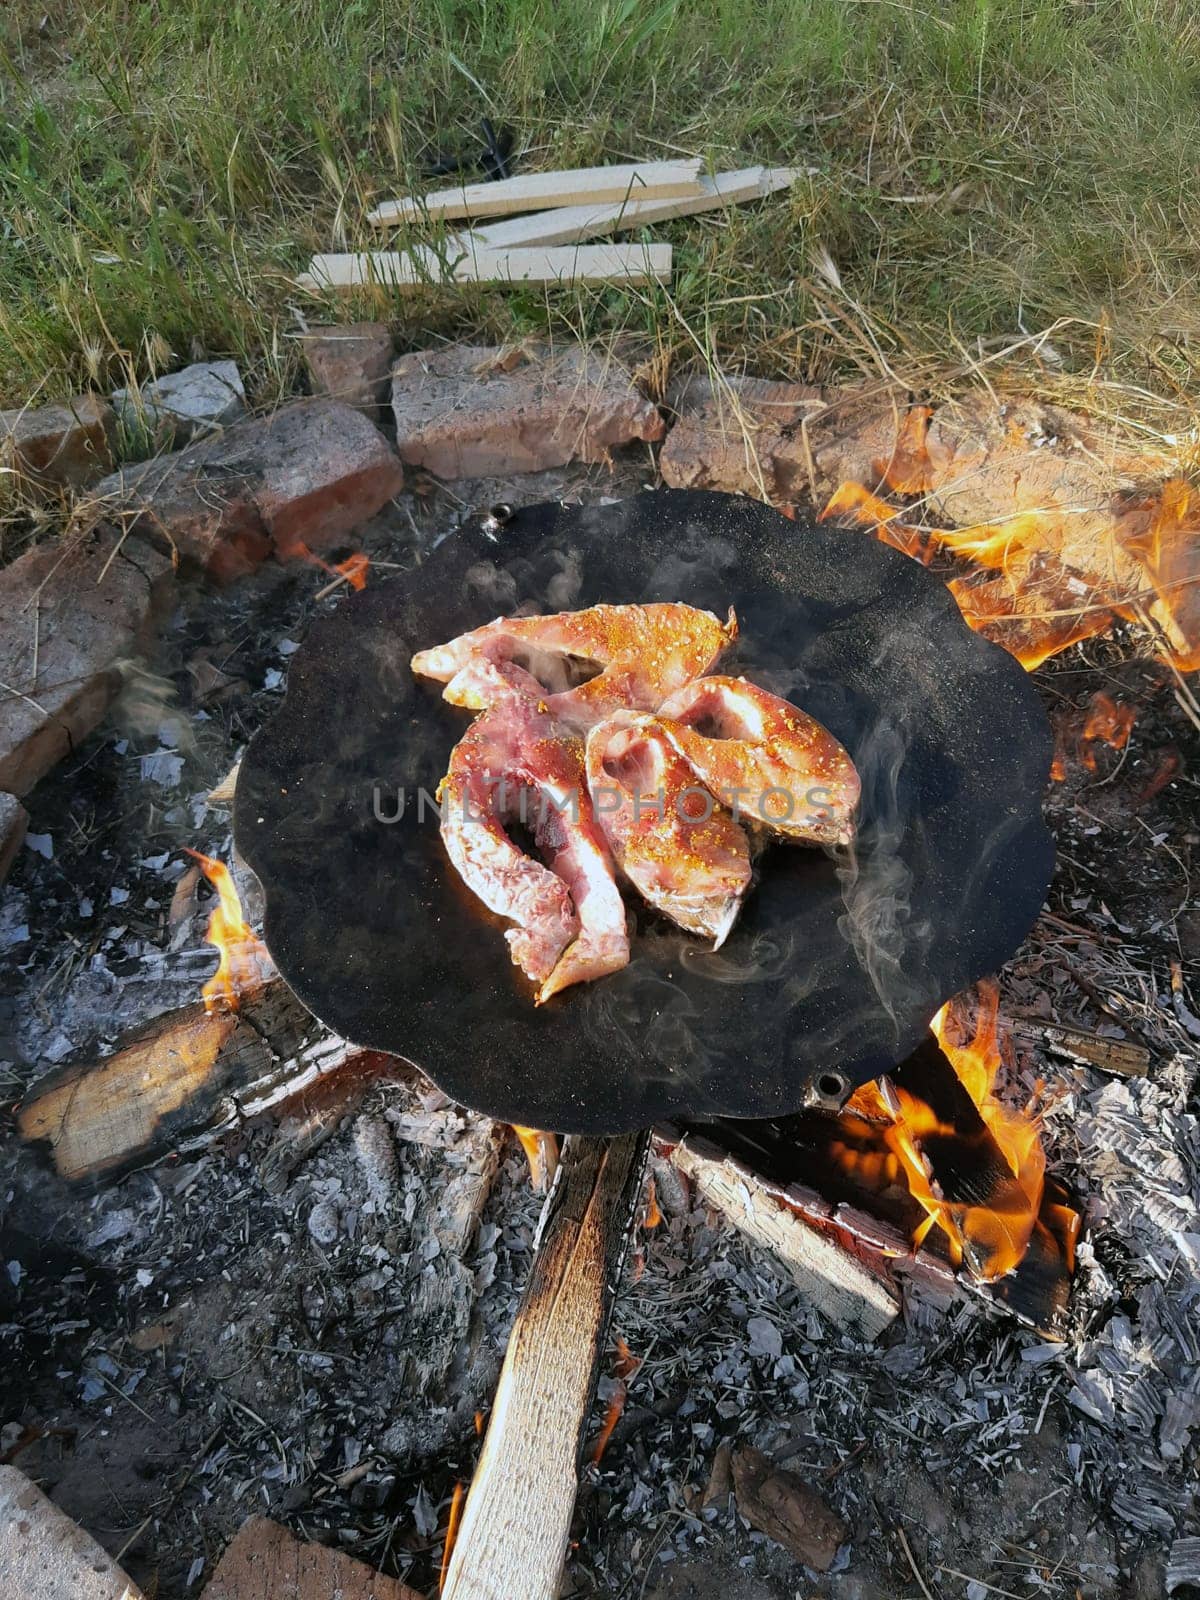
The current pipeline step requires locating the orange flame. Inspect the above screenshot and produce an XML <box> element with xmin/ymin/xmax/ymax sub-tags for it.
<box><xmin>186</xmin><ymin>850</ymin><xmax>273</xmax><ymax>1012</ymax></box>
<box><xmin>933</xmin><ymin>987</ymin><xmax>1045</xmax><ymax>1277</ymax></box>
<box><xmin>823</xmin><ymin>404</ymin><xmax>1200</xmax><ymax>673</ymax></box>
<box><xmin>644</xmin><ymin>1177</ymin><xmax>663</xmax><ymax>1229</ymax></box>
<box><xmin>847</xmin><ymin>985</ymin><xmax>1045</xmax><ymax>1281</ymax></box>
<box><xmin>819</xmin><ymin>481</ymin><xmax>934</xmax><ymax>564</ymax></box>
<box><xmin>512</xmin><ymin>1126</ymin><xmax>559</xmax><ymax>1191</ymax></box>
<box><xmin>438</xmin><ymin>1481</ymin><xmax>465</xmax><ymax>1592</ymax></box>
<box><xmin>874</xmin><ymin>404</ymin><xmax>936</xmax><ymax>495</ymax></box>
<box><xmin>945</xmin><ymin>572</ymin><xmax>1115</xmax><ymax>671</ymax></box>
<box><xmin>591</xmin><ymin>1337</ymin><xmax>641</xmax><ymax>1466</ymax></box>
<box><xmin>1116</xmin><ymin>478</ymin><xmax>1200</xmax><ymax>672</ymax></box>
<box><xmin>287</xmin><ymin>540</ymin><xmax>371</xmax><ymax>592</ymax></box>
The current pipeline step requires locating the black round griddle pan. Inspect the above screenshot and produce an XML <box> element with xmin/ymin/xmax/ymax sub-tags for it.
<box><xmin>235</xmin><ymin>491</ymin><xmax>1054</xmax><ymax>1134</ymax></box>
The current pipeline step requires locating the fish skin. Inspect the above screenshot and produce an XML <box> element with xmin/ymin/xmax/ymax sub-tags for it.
<box><xmin>656</xmin><ymin>675</ymin><xmax>860</xmax><ymax>847</ymax></box>
<box><xmin>586</xmin><ymin>711</ymin><xmax>752</xmax><ymax>947</ymax></box>
<box><xmin>438</xmin><ymin>661</ymin><xmax>629</xmax><ymax>1002</ymax></box>
<box><xmin>412</xmin><ymin>602</ymin><xmax>737</xmax><ymax>730</ymax></box>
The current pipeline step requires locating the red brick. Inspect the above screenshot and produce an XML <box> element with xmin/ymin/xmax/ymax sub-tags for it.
<box><xmin>202</xmin><ymin>1516</ymin><xmax>421</xmax><ymax>1600</ymax></box>
<box><xmin>301</xmin><ymin>323</ymin><xmax>394</xmax><ymax>415</ymax></box>
<box><xmin>92</xmin><ymin>401</ymin><xmax>403</xmax><ymax>581</ymax></box>
<box><xmin>391</xmin><ymin>343</ymin><xmax>664</xmax><ymax>478</ymax></box>
<box><xmin>0</xmin><ymin>530</ymin><xmax>171</xmax><ymax>795</ymax></box>
<box><xmin>0</xmin><ymin>395</ymin><xmax>115</xmax><ymax>491</ymax></box>
<box><xmin>0</xmin><ymin>1464</ymin><xmax>145</xmax><ymax>1599</ymax></box>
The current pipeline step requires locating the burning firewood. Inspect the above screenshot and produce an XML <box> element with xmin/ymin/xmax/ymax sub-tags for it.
<box><xmin>663</xmin><ymin>1134</ymin><xmax>901</xmax><ymax>1340</ymax></box>
<box><xmin>14</xmin><ymin>976</ymin><xmax>399</xmax><ymax>1184</ymax></box>
<box><xmin>15</xmin><ymin>842</ymin><xmax>408</xmax><ymax>1182</ymax></box>
<box><xmin>675</xmin><ymin>1010</ymin><xmax>1079</xmax><ymax>1338</ymax></box>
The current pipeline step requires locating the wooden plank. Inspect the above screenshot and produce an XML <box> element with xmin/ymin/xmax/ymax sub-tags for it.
<box><xmin>367</xmin><ymin>159</ymin><xmax>705</xmax><ymax>226</ymax></box>
<box><xmin>296</xmin><ymin>242</ymin><xmax>673</xmax><ymax>294</ymax></box>
<box><xmin>442</xmin><ymin>1131</ymin><xmax>650</xmax><ymax>1600</ymax></box>
<box><xmin>669</xmin><ymin>1137</ymin><xmax>899</xmax><ymax>1338</ymax></box>
<box><xmin>452</xmin><ymin>165</ymin><xmax>811</xmax><ymax>250</ymax></box>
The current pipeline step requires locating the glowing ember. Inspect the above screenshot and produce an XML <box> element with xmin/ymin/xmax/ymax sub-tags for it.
<box><xmin>591</xmin><ymin>1337</ymin><xmax>641</xmax><ymax>1465</ymax></box>
<box><xmin>186</xmin><ymin>850</ymin><xmax>273</xmax><ymax>1012</ymax></box>
<box><xmin>1135</xmin><ymin>747</ymin><xmax>1181</xmax><ymax>805</ymax></box>
<box><xmin>1079</xmin><ymin>691</ymin><xmax>1135</xmax><ymax>770</ymax></box>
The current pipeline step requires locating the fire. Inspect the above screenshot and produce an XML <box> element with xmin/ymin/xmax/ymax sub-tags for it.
<box><xmin>287</xmin><ymin>540</ymin><xmax>370</xmax><ymax>592</ymax></box>
<box><xmin>512</xmin><ymin>1126</ymin><xmax>559</xmax><ymax>1190</ymax></box>
<box><xmin>186</xmin><ymin>850</ymin><xmax>273</xmax><ymax>1012</ymax></box>
<box><xmin>1116</xmin><ymin>477</ymin><xmax>1200</xmax><ymax>672</ymax></box>
<box><xmin>874</xmin><ymin>404</ymin><xmax>936</xmax><ymax>495</ymax></box>
<box><xmin>819</xmin><ymin>481</ymin><xmax>933</xmax><ymax>563</ymax></box>
<box><xmin>644</xmin><ymin>1177</ymin><xmax>663</xmax><ymax>1228</ymax></box>
<box><xmin>591</xmin><ymin>1337</ymin><xmax>641</xmax><ymax>1466</ymax></box>
<box><xmin>1079</xmin><ymin>691</ymin><xmax>1134</xmax><ymax>770</ymax></box>
<box><xmin>944</xmin><ymin>573</ymin><xmax>1114</xmax><ymax>671</ymax></box>
<box><xmin>438</xmin><ymin>1481</ymin><xmax>465</xmax><ymax>1593</ymax></box>
<box><xmin>821</xmin><ymin>412</ymin><xmax>1200</xmax><ymax>673</ymax></box>
<box><xmin>847</xmin><ymin>984</ymin><xmax>1045</xmax><ymax>1281</ymax></box>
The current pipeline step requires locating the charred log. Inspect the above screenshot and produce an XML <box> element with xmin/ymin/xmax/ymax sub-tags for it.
<box><xmin>15</xmin><ymin>977</ymin><xmax>407</xmax><ymax>1184</ymax></box>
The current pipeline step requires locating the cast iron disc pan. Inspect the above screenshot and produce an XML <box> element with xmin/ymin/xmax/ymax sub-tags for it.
<box><xmin>235</xmin><ymin>490</ymin><xmax>1054</xmax><ymax>1134</ymax></box>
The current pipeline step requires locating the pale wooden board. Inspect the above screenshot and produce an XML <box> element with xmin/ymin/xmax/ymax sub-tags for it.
<box><xmin>296</xmin><ymin>242</ymin><xmax>673</xmax><ymax>294</ymax></box>
<box><xmin>442</xmin><ymin>1132</ymin><xmax>649</xmax><ymax>1600</ymax></box>
<box><xmin>367</xmin><ymin>158</ymin><xmax>705</xmax><ymax>225</ymax></box>
<box><xmin>671</xmin><ymin>1140</ymin><xmax>899</xmax><ymax>1339</ymax></box>
<box><xmin>456</xmin><ymin>165</ymin><xmax>812</xmax><ymax>251</ymax></box>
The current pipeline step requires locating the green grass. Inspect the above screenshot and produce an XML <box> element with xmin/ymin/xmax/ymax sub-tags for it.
<box><xmin>2</xmin><ymin>0</ymin><xmax>1200</xmax><ymax>411</ymax></box>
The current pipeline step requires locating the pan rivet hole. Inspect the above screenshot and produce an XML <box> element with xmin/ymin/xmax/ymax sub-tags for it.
<box><xmin>481</xmin><ymin>503</ymin><xmax>515</xmax><ymax>539</ymax></box>
<box><xmin>816</xmin><ymin>1071</ymin><xmax>848</xmax><ymax>1104</ymax></box>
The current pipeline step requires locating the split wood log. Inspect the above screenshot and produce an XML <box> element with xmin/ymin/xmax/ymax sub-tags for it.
<box><xmin>207</xmin><ymin>758</ymin><xmax>241</xmax><ymax>805</ymax></box>
<box><xmin>16</xmin><ymin>977</ymin><xmax>404</xmax><ymax>1184</ymax></box>
<box><xmin>442</xmin><ymin>1130</ymin><xmax>650</xmax><ymax>1600</ymax></box>
<box><xmin>667</xmin><ymin>1135</ymin><xmax>900</xmax><ymax>1339</ymax></box>
<box><xmin>296</xmin><ymin>242</ymin><xmax>673</xmax><ymax>295</ymax></box>
<box><xmin>367</xmin><ymin>159</ymin><xmax>705</xmax><ymax>225</ymax></box>
<box><xmin>453</xmin><ymin>166</ymin><xmax>810</xmax><ymax>251</ymax></box>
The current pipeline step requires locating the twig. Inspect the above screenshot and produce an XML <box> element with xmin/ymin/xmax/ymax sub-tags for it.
<box><xmin>896</xmin><ymin>1525</ymin><xmax>938</xmax><ymax>1600</ymax></box>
